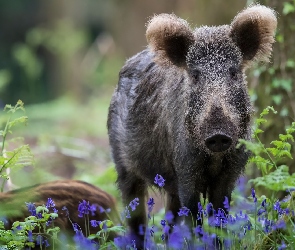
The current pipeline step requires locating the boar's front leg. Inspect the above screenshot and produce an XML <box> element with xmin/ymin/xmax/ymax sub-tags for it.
<box><xmin>207</xmin><ymin>172</ymin><xmax>236</xmax><ymax>216</ymax></box>
<box><xmin>177</xmin><ymin>171</ymin><xmax>201</xmax><ymax>227</ymax></box>
<box><xmin>117</xmin><ymin>167</ymin><xmax>147</xmax><ymax>247</ymax></box>
<box><xmin>166</xmin><ymin>192</ymin><xmax>182</xmax><ymax>223</ymax></box>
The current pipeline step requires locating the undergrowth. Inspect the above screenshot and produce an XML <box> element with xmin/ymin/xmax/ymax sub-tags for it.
<box><xmin>0</xmin><ymin>103</ymin><xmax>295</xmax><ymax>250</ymax></box>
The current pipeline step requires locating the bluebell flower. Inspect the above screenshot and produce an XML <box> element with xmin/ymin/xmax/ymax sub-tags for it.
<box><xmin>147</xmin><ymin>197</ymin><xmax>155</xmax><ymax>219</ymax></box>
<box><xmin>206</xmin><ymin>203</ymin><xmax>213</xmax><ymax>216</ymax></box>
<box><xmin>46</xmin><ymin>198</ymin><xmax>55</xmax><ymax>209</ymax></box>
<box><xmin>257</xmin><ymin>207</ymin><xmax>266</xmax><ymax>216</ymax></box>
<box><xmin>25</xmin><ymin>202</ymin><xmax>37</xmax><ymax>216</ymax></box>
<box><xmin>139</xmin><ymin>224</ymin><xmax>145</xmax><ymax>235</ymax></box>
<box><xmin>147</xmin><ymin>198</ymin><xmax>155</xmax><ymax>213</ymax></box>
<box><xmin>258</xmin><ymin>217</ymin><xmax>274</xmax><ymax>233</ymax></box>
<box><xmin>114</xmin><ymin>235</ymin><xmax>137</xmax><ymax>249</ymax></box>
<box><xmin>154</xmin><ymin>174</ymin><xmax>165</xmax><ymax>187</ymax></box>
<box><xmin>165</xmin><ymin>210</ymin><xmax>174</xmax><ymax>223</ymax></box>
<box><xmin>62</xmin><ymin>206</ymin><xmax>69</xmax><ymax>217</ymax></box>
<box><xmin>278</xmin><ymin>241</ymin><xmax>287</xmax><ymax>250</ymax></box>
<box><xmin>211</xmin><ymin>209</ymin><xmax>227</xmax><ymax>228</ymax></box>
<box><xmin>44</xmin><ymin>239</ymin><xmax>50</xmax><ymax>247</ymax></box>
<box><xmin>129</xmin><ymin>198</ymin><xmax>139</xmax><ymax>211</ymax></box>
<box><xmin>131</xmin><ymin>239</ymin><xmax>137</xmax><ymax>249</ymax></box>
<box><xmin>201</xmin><ymin>232</ymin><xmax>216</xmax><ymax>248</ymax></box>
<box><xmin>28</xmin><ymin>230</ymin><xmax>33</xmax><ymax>242</ymax></box>
<box><xmin>124</xmin><ymin>207</ymin><xmax>131</xmax><ymax>219</ymax></box>
<box><xmin>90</xmin><ymin>220</ymin><xmax>100</xmax><ymax>228</ymax></box>
<box><xmin>194</xmin><ymin>225</ymin><xmax>203</xmax><ymax>236</ymax></box>
<box><xmin>78</xmin><ymin>200</ymin><xmax>91</xmax><ymax>217</ymax></box>
<box><xmin>150</xmin><ymin>226</ymin><xmax>155</xmax><ymax>237</ymax></box>
<box><xmin>261</xmin><ymin>199</ymin><xmax>267</xmax><ymax>207</ymax></box>
<box><xmin>168</xmin><ymin>225</ymin><xmax>191</xmax><ymax>248</ymax></box>
<box><xmin>160</xmin><ymin>219</ymin><xmax>166</xmax><ymax>227</ymax></box>
<box><xmin>73</xmin><ymin>230</ymin><xmax>98</xmax><ymax>250</ymax></box>
<box><xmin>224</xmin><ymin>238</ymin><xmax>231</xmax><ymax>248</ymax></box>
<box><xmin>90</xmin><ymin>204</ymin><xmax>97</xmax><ymax>216</ymax></box>
<box><xmin>251</xmin><ymin>188</ymin><xmax>257</xmax><ymax>202</ymax></box>
<box><xmin>273</xmin><ymin>200</ymin><xmax>281</xmax><ymax>211</ymax></box>
<box><xmin>36</xmin><ymin>235</ymin><xmax>43</xmax><ymax>245</ymax></box>
<box><xmin>223</xmin><ymin>196</ymin><xmax>230</xmax><ymax>212</ymax></box>
<box><xmin>178</xmin><ymin>206</ymin><xmax>190</xmax><ymax>217</ymax></box>
<box><xmin>72</xmin><ymin>223</ymin><xmax>81</xmax><ymax>233</ymax></box>
<box><xmin>273</xmin><ymin>219</ymin><xmax>286</xmax><ymax>230</ymax></box>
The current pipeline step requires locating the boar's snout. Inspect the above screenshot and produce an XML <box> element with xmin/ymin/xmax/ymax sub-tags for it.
<box><xmin>205</xmin><ymin>133</ymin><xmax>232</xmax><ymax>152</ymax></box>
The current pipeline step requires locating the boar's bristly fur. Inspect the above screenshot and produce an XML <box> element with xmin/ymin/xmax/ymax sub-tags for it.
<box><xmin>107</xmin><ymin>4</ymin><xmax>277</xmax><ymax>246</ymax></box>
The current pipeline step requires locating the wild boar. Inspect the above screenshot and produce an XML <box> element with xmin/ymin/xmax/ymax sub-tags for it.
<box><xmin>107</xmin><ymin>4</ymin><xmax>277</xmax><ymax>245</ymax></box>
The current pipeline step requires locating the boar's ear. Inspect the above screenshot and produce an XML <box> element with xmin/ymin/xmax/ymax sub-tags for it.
<box><xmin>146</xmin><ymin>14</ymin><xmax>194</xmax><ymax>67</ymax></box>
<box><xmin>230</xmin><ymin>5</ymin><xmax>277</xmax><ymax>68</ymax></box>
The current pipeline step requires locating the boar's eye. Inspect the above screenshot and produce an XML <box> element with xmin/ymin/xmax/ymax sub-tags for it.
<box><xmin>229</xmin><ymin>67</ymin><xmax>238</xmax><ymax>80</ymax></box>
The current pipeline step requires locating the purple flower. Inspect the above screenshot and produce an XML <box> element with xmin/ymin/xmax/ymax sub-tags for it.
<box><xmin>223</xmin><ymin>196</ymin><xmax>230</xmax><ymax>212</ymax></box>
<box><xmin>78</xmin><ymin>200</ymin><xmax>91</xmax><ymax>217</ymax></box>
<box><xmin>273</xmin><ymin>219</ymin><xmax>286</xmax><ymax>230</ymax></box>
<box><xmin>150</xmin><ymin>226</ymin><xmax>155</xmax><ymax>237</ymax></box>
<box><xmin>194</xmin><ymin>225</ymin><xmax>203</xmax><ymax>236</ymax></box>
<box><xmin>278</xmin><ymin>241</ymin><xmax>287</xmax><ymax>250</ymax></box>
<box><xmin>25</xmin><ymin>202</ymin><xmax>37</xmax><ymax>216</ymax></box>
<box><xmin>72</xmin><ymin>223</ymin><xmax>81</xmax><ymax>232</ymax></box>
<box><xmin>73</xmin><ymin>230</ymin><xmax>98</xmax><ymax>250</ymax></box>
<box><xmin>124</xmin><ymin>207</ymin><xmax>131</xmax><ymax>219</ymax></box>
<box><xmin>147</xmin><ymin>197</ymin><xmax>155</xmax><ymax>219</ymax></box>
<box><xmin>28</xmin><ymin>230</ymin><xmax>33</xmax><ymax>242</ymax></box>
<box><xmin>154</xmin><ymin>174</ymin><xmax>165</xmax><ymax>187</ymax></box>
<box><xmin>129</xmin><ymin>198</ymin><xmax>139</xmax><ymax>211</ymax></box>
<box><xmin>90</xmin><ymin>220</ymin><xmax>101</xmax><ymax>228</ymax></box>
<box><xmin>62</xmin><ymin>206</ymin><xmax>69</xmax><ymax>217</ymax></box>
<box><xmin>178</xmin><ymin>206</ymin><xmax>190</xmax><ymax>217</ymax></box>
<box><xmin>206</xmin><ymin>203</ymin><xmax>213</xmax><ymax>215</ymax></box>
<box><xmin>165</xmin><ymin>210</ymin><xmax>174</xmax><ymax>223</ymax></box>
<box><xmin>36</xmin><ymin>235</ymin><xmax>43</xmax><ymax>245</ymax></box>
<box><xmin>257</xmin><ymin>208</ymin><xmax>266</xmax><ymax>216</ymax></box>
<box><xmin>114</xmin><ymin>235</ymin><xmax>137</xmax><ymax>249</ymax></box>
<box><xmin>147</xmin><ymin>198</ymin><xmax>155</xmax><ymax>213</ymax></box>
<box><xmin>224</xmin><ymin>238</ymin><xmax>231</xmax><ymax>248</ymax></box>
<box><xmin>274</xmin><ymin>200</ymin><xmax>281</xmax><ymax>213</ymax></box>
<box><xmin>44</xmin><ymin>239</ymin><xmax>50</xmax><ymax>247</ymax></box>
<box><xmin>139</xmin><ymin>224</ymin><xmax>145</xmax><ymax>235</ymax></box>
<box><xmin>168</xmin><ymin>225</ymin><xmax>191</xmax><ymax>248</ymax></box>
<box><xmin>261</xmin><ymin>199</ymin><xmax>267</xmax><ymax>207</ymax></box>
<box><xmin>251</xmin><ymin>188</ymin><xmax>257</xmax><ymax>202</ymax></box>
<box><xmin>46</xmin><ymin>198</ymin><xmax>55</xmax><ymax>209</ymax></box>
<box><xmin>160</xmin><ymin>220</ymin><xmax>166</xmax><ymax>227</ymax></box>
<box><xmin>90</xmin><ymin>204</ymin><xmax>97</xmax><ymax>216</ymax></box>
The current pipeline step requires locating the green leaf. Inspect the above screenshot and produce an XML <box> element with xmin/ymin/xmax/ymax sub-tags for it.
<box><xmin>279</xmin><ymin>133</ymin><xmax>294</xmax><ymax>142</ymax></box>
<box><xmin>283</xmin><ymin>2</ymin><xmax>295</xmax><ymax>15</ymax></box>
<box><xmin>249</xmin><ymin>165</ymin><xmax>291</xmax><ymax>191</ymax></box>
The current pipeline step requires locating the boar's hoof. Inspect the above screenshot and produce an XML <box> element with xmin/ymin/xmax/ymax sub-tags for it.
<box><xmin>205</xmin><ymin>134</ymin><xmax>232</xmax><ymax>152</ymax></box>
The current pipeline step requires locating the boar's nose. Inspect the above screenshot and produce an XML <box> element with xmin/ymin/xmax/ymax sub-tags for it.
<box><xmin>205</xmin><ymin>134</ymin><xmax>232</xmax><ymax>152</ymax></box>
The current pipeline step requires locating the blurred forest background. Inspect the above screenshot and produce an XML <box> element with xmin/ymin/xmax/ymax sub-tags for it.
<box><xmin>0</xmin><ymin>0</ymin><xmax>294</xmax><ymax>201</ymax></box>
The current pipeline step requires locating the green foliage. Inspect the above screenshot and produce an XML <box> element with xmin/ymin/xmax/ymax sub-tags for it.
<box><xmin>283</xmin><ymin>0</ymin><xmax>295</xmax><ymax>15</ymax></box>
<box><xmin>239</xmin><ymin>106</ymin><xmax>295</xmax><ymax>191</ymax></box>
<box><xmin>0</xmin><ymin>100</ymin><xmax>34</xmax><ymax>191</ymax></box>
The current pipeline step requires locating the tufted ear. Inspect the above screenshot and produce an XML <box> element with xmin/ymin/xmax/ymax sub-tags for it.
<box><xmin>146</xmin><ymin>14</ymin><xmax>195</xmax><ymax>67</ymax></box>
<box><xmin>230</xmin><ymin>5</ymin><xmax>277</xmax><ymax>68</ymax></box>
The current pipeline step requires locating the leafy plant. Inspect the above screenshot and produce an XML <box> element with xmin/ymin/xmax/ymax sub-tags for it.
<box><xmin>0</xmin><ymin>100</ymin><xmax>34</xmax><ymax>191</ymax></box>
<box><xmin>239</xmin><ymin>106</ymin><xmax>295</xmax><ymax>192</ymax></box>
